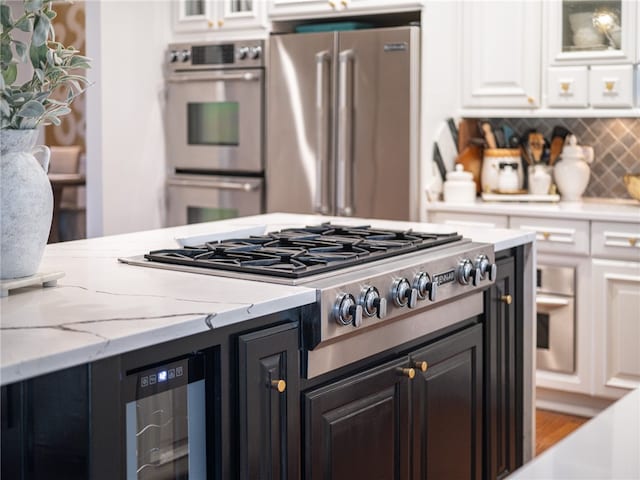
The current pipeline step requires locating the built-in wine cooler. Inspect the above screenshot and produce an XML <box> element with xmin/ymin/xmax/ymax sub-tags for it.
<box><xmin>124</xmin><ymin>355</ymin><xmax>207</xmax><ymax>479</ymax></box>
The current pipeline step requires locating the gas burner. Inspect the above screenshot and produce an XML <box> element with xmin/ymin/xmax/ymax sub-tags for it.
<box><xmin>144</xmin><ymin>223</ymin><xmax>462</xmax><ymax>279</ymax></box>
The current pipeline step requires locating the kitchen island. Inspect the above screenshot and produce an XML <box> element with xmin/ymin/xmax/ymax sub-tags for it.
<box><xmin>1</xmin><ymin>213</ymin><xmax>535</xmax><ymax>479</ymax></box>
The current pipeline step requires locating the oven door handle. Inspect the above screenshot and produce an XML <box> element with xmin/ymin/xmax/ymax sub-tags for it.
<box><xmin>167</xmin><ymin>178</ymin><xmax>261</xmax><ymax>192</ymax></box>
<box><xmin>536</xmin><ymin>295</ymin><xmax>571</xmax><ymax>308</ymax></box>
<box><xmin>168</xmin><ymin>71</ymin><xmax>261</xmax><ymax>83</ymax></box>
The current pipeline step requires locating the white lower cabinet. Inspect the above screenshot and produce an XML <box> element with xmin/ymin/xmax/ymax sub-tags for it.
<box><xmin>427</xmin><ymin>205</ymin><xmax>640</xmax><ymax>413</ymax></box>
<box><xmin>592</xmin><ymin>259</ymin><xmax>640</xmax><ymax>399</ymax></box>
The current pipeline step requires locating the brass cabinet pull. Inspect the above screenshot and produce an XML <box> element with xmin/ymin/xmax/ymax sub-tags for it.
<box><xmin>414</xmin><ymin>361</ymin><xmax>428</xmax><ymax>372</ymax></box>
<box><xmin>542</xmin><ymin>231</ymin><xmax>550</xmax><ymax>240</ymax></box>
<box><xmin>604</xmin><ymin>80</ymin><xmax>615</xmax><ymax>92</ymax></box>
<box><xmin>629</xmin><ymin>238</ymin><xmax>638</xmax><ymax>247</ymax></box>
<box><xmin>501</xmin><ymin>294</ymin><xmax>512</xmax><ymax>305</ymax></box>
<box><xmin>207</xmin><ymin>20</ymin><xmax>214</xmax><ymax>28</ymax></box>
<box><xmin>527</xmin><ymin>96</ymin><xmax>535</xmax><ymax>104</ymax></box>
<box><xmin>341</xmin><ymin>0</ymin><xmax>348</xmax><ymax>6</ymax></box>
<box><xmin>397</xmin><ymin>367</ymin><xmax>415</xmax><ymax>379</ymax></box>
<box><xmin>271</xmin><ymin>379</ymin><xmax>286</xmax><ymax>393</ymax></box>
<box><xmin>560</xmin><ymin>82</ymin><xmax>570</xmax><ymax>93</ymax></box>
<box><xmin>328</xmin><ymin>0</ymin><xmax>336</xmax><ymax>7</ymax></box>
<box><xmin>217</xmin><ymin>19</ymin><xmax>224</xmax><ymax>27</ymax></box>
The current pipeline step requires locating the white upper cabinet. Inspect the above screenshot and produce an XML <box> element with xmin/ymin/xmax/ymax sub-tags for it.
<box><xmin>174</xmin><ymin>0</ymin><xmax>267</xmax><ymax>33</ymax></box>
<box><xmin>546</xmin><ymin>0</ymin><xmax>637</xmax><ymax>66</ymax></box>
<box><xmin>461</xmin><ymin>1</ymin><xmax>542</xmax><ymax>109</ymax></box>
<box><xmin>268</xmin><ymin>0</ymin><xmax>423</xmax><ymax>20</ymax></box>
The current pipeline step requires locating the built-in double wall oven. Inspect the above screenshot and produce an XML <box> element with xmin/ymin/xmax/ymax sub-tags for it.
<box><xmin>165</xmin><ymin>40</ymin><xmax>265</xmax><ymax>226</ymax></box>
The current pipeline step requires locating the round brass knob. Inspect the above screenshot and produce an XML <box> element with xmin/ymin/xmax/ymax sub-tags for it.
<box><xmin>560</xmin><ymin>82</ymin><xmax>570</xmax><ymax>93</ymax></box>
<box><xmin>271</xmin><ymin>379</ymin><xmax>286</xmax><ymax>393</ymax></box>
<box><xmin>217</xmin><ymin>19</ymin><xmax>224</xmax><ymax>27</ymax></box>
<box><xmin>501</xmin><ymin>294</ymin><xmax>512</xmax><ymax>305</ymax></box>
<box><xmin>328</xmin><ymin>0</ymin><xmax>336</xmax><ymax>7</ymax></box>
<box><xmin>527</xmin><ymin>96</ymin><xmax>535</xmax><ymax>104</ymax></box>
<box><xmin>341</xmin><ymin>0</ymin><xmax>348</xmax><ymax>6</ymax></box>
<box><xmin>207</xmin><ymin>20</ymin><xmax>214</xmax><ymax>28</ymax></box>
<box><xmin>398</xmin><ymin>367</ymin><xmax>415</xmax><ymax>379</ymax></box>
<box><xmin>414</xmin><ymin>361</ymin><xmax>428</xmax><ymax>372</ymax></box>
<box><xmin>629</xmin><ymin>238</ymin><xmax>638</xmax><ymax>247</ymax></box>
<box><xmin>542</xmin><ymin>232</ymin><xmax>550</xmax><ymax>240</ymax></box>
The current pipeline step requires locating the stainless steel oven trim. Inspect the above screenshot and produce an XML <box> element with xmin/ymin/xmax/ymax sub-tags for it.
<box><xmin>167</xmin><ymin>177</ymin><xmax>261</xmax><ymax>191</ymax></box>
<box><xmin>168</xmin><ymin>70</ymin><xmax>262</xmax><ymax>83</ymax></box>
<box><xmin>536</xmin><ymin>294</ymin><xmax>575</xmax><ymax>374</ymax></box>
<box><xmin>304</xmin><ymin>292</ymin><xmax>483</xmax><ymax>378</ymax></box>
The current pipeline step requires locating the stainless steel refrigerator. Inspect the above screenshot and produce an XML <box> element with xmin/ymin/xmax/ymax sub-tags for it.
<box><xmin>266</xmin><ymin>26</ymin><xmax>420</xmax><ymax>221</ymax></box>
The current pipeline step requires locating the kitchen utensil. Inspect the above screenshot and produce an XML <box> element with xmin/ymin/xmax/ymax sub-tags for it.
<box><xmin>494</xmin><ymin>128</ymin><xmax>506</xmax><ymax>148</ymax></box>
<box><xmin>447</xmin><ymin>118</ymin><xmax>459</xmax><ymax>153</ymax></box>
<box><xmin>528</xmin><ymin>132</ymin><xmax>545</xmax><ymax>163</ymax></box>
<box><xmin>455</xmin><ymin>138</ymin><xmax>484</xmax><ymax>193</ymax></box>
<box><xmin>481</xmin><ymin>122</ymin><xmax>497</xmax><ymax>149</ymax></box>
<box><xmin>432</xmin><ymin>142</ymin><xmax>448</xmax><ymax>182</ymax></box>
<box><xmin>435</xmin><ymin>121</ymin><xmax>458</xmax><ymax>174</ymax></box>
<box><xmin>508</xmin><ymin>134</ymin><xmax>521</xmax><ymax>149</ymax></box>
<box><xmin>549</xmin><ymin>126</ymin><xmax>571</xmax><ymax>166</ymax></box>
<box><xmin>443</xmin><ymin>164</ymin><xmax>476</xmax><ymax>203</ymax></box>
<box><xmin>503</xmin><ymin>126</ymin><xmax>515</xmax><ymax>145</ymax></box>
<box><xmin>623</xmin><ymin>173</ymin><xmax>640</xmax><ymax>201</ymax></box>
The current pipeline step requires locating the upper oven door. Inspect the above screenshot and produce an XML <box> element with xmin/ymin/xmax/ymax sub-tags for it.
<box><xmin>167</xmin><ymin>69</ymin><xmax>263</xmax><ymax>173</ymax></box>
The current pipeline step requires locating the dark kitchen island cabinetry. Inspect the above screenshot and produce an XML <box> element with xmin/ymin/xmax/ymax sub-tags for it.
<box><xmin>238</xmin><ymin>323</ymin><xmax>300</xmax><ymax>480</ymax></box>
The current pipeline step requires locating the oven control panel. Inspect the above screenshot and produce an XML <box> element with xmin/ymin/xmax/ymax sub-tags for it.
<box><xmin>315</xmin><ymin>243</ymin><xmax>497</xmax><ymax>344</ymax></box>
<box><xmin>167</xmin><ymin>40</ymin><xmax>265</xmax><ymax>70</ymax></box>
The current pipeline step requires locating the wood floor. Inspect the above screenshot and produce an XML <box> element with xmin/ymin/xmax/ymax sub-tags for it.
<box><xmin>536</xmin><ymin>409</ymin><xmax>589</xmax><ymax>456</ymax></box>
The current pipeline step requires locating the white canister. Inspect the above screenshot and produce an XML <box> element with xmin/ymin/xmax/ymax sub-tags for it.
<box><xmin>443</xmin><ymin>164</ymin><xmax>476</xmax><ymax>203</ymax></box>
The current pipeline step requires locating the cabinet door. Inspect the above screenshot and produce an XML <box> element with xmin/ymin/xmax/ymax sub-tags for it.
<box><xmin>461</xmin><ymin>1</ymin><xmax>541</xmax><ymax>108</ymax></box>
<box><xmin>304</xmin><ymin>358</ymin><xmax>411</xmax><ymax>480</ymax></box>
<box><xmin>410</xmin><ymin>324</ymin><xmax>483</xmax><ymax>480</ymax></box>
<box><xmin>238</xmin><ymin>323</ymin><xmax>300</xmax><ymax>480</ymax></box>
<box><xmin>592</xmin><ymin>259</ymin><xmax>640</xmax><ymax>399</ymax></box>
<box><xmin>218</xmin><ymin>0</ymin><xmax>268</xmax><ymax>30</ymax></box>
<box><xmin>484</xmin><ymin>256</ymin><xmax>519</xmax><ymax>480</ymax></box>
<box><xmin>268</xmin><ymin>0</ymin><xmax>340</xmax><ymax>19</ymax></box>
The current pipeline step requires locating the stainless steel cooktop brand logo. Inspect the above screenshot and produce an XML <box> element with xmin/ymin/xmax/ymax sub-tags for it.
<box><xmin>383</xmin><ymin>42</ymin><xmax>408</xmax><ymax>52</ymax></box>
<box><xmin>433</xmin><ymin>270</ymin><xmax>456</xmax><ymax>286</ymax></box>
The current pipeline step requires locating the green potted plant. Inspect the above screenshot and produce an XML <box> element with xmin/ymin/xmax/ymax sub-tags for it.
<box><xmin>0</xmin><ymin>0</ymin><xmax>90</xmax><ymax>279</ymax></box>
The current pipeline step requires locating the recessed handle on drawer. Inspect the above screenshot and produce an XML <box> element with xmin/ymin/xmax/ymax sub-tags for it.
<box><xmin>536</xmin><ymin>295</ymin><xmax>570</xmax><ymax>307</ymax></box>
<box><xmin>271</xmin><ymin>379</ymin><xmax>286</xmax><ymax>393</ymax></box>
<box><xmin>167</xmin><ymin>178</ymin><xmax>260</xmax><ymax>191</ymax></box>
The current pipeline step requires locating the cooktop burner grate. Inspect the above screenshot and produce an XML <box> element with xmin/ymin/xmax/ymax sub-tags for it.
<box><xmin>144</xmin><ymin>223</ymin><xmax>463</xmax><ymax>279</ymax></box>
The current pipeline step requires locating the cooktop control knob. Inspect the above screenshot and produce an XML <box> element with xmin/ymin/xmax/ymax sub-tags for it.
<box><xmin>457</xmin><ymin>259</ymin><xmax>480</xmax><ymax>286</ymax></box>
<box><xmin>248</xmin><ymin>45</ymin><xmax>262</xmax><ymax>59</ymax></box>
<box><xmin>413</xmin><ymin>272</ymin><xmax>437</xmax><ymax>302</ymax></box>
<box><xmin>359</xmin><ymin>286</ymin><xmax>387</xmax><ymax>319</ymax></box>
<box><xmin>168</xmin><ymin>50</ymin><xmax>178</xmax><ymax>63</ymax></box>
<box><xmin>334</xmin><ymin>293</ymin><xmax>363</xmax><ymax>327</ymax></box>
<box><xmin>179</xmin><ymin>49</ymin><xmax>191</xmax><ymax>62</ymax></box>
<box><xmin>475</xmin><ymin>254</ymin><xmax>497</xmax><ymax>282</ymax></box>
<box><xmin>392</xmin><ymin>278</ymin><xmax>418</xmax><ymax>308</ymax></box>
<box><xmin>236</xmin><ymin>46</ymin><xmax>249</xmax><ymax>60</ymax></box>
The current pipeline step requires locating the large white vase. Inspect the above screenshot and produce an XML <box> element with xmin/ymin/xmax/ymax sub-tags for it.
<box><xmin>0</xmin><ymin>129</ymin><xmax>53</xmax><ymax>279</ymax></box>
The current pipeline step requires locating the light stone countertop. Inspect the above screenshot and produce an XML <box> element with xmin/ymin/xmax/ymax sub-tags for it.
<box><xmin>427</xmin><ymin>198</ymin><xmax>640</xmax><ymax>223</ymax></box>
<box><xmin>509</xmin><ymin>387</ymin><xmax>640</xmax><ymax>479</ymax></box>
<box><xmin>0</xmin><ymin>213</ymin><xmax>534</xmax><ymax>386</ymax></box>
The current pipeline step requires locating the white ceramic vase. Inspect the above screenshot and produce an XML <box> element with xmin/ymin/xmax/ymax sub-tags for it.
<box><xmin>554</xmin><ymin>135</ymin><xmax>593</xmax><ymax>202</ymax></box>
<box><xmin>0</xmin><ymin>129</ymin><xmax>53</xmax><ymax>279</ymax></box>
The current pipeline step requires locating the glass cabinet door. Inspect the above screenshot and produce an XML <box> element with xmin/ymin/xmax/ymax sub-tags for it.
<box><xmin>549</xmin><ymin>0</ymin><xmax>636</xmax><ymax>63</ymax></box>
<box><xmin>561</xmin><ymin>0</ymin><xmax>622</xmax><ymax>53</ymax></box>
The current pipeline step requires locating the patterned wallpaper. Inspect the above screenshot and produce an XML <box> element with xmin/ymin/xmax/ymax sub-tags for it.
<box><xmin>486</xmin><ymin>117</ymin><xmax>640</xmax><ymax>199</ymax></box>
<box><xmin>44</xmin><ymin>1</ymin><xmax>86</xmax><ymax>151</ymax></box>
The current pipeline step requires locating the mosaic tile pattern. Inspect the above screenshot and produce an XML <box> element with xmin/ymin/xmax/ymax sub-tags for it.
<box><xmin>485</xmin><ymin>118</ymin><xmax>640</xmax><ymax>199</ymax></box>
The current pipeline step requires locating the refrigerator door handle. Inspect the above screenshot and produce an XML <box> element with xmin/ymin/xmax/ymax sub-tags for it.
<box><xmin>337</xmin><ymin>49</ymin><xmax>354</xmax><ymax>217</ymax></box>
<box><xmin>315</xmin><ymin>50</ymin><xmax>331</xmax><ymax>215</ymax></box>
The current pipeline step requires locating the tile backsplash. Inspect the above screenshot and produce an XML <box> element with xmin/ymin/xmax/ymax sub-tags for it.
<box><xmin>486</xmin><ymin>118</ymin><xmax>640</xmax><ymax>199</ymax></box>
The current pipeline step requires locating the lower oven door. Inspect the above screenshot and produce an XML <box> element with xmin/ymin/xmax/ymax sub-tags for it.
<box><xmin>536</xmin><ymin>294</ymin><xmax>575</xmax><ymax>374</ymax></box>
<box><xmin>167</xmin><ymin>174</ymin><xmax>263</xmax><ymax>227</ymax></box>
<box><xmin>125</xmin><ymin>355</ymin><xmax>206</xmax><ymax>479</ymax></box>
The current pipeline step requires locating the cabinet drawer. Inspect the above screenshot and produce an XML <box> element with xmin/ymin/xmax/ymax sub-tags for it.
<box><xmin>428</xmin><ymin>211</ymin><xmax>508</xmax><ymax>229</ymax></box>
<box><xmin>589</xmin><ymin>65</ymin><xmax>635</xmax><ymax>108</ymax></box>
<box><xmin>509</xmin><ymin>216</ymin><xmax>589</xmax><ymax>255</ymax></box>
<box><xmin>592</xmin><ymin>221</ymin><xmax>640</xmax><ymax>260</ymax></box>
<box><xmin>547</xmin><ymin>66</ymin><xmax>588</xmax><ymax>108</ymax></box>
